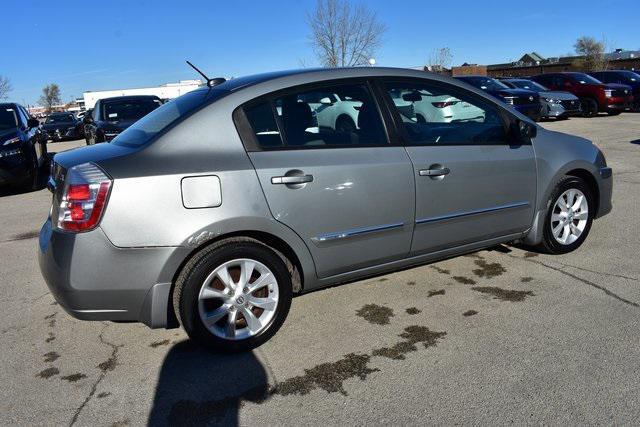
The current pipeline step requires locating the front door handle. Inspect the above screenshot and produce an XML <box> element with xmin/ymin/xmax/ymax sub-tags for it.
<box><xmin>419</xmin><ymin>167</ymin><xmax>450</xmax><ymax>177</ymax></box>
<box><xmin>271</xmin><ymin>174</ymin><xmax>314</xmax><ymax>185</ymax></box>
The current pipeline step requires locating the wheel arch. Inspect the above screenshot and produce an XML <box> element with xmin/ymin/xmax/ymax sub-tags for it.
<box><xmin>165</xmin><ymin>229</ymin><xmax>312</xmax><ymax>328</ymax></box>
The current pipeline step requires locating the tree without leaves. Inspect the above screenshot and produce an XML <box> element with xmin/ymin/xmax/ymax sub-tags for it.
<box><xmin>39</xmin><ymin>84</ymin><xmax>62</xmax><ymax>112</ymax></box>
<box><xmin>307</xmin><ymin>0</ymin><xmax>386</xmax><ymax>67</ymax></box>
<box><xmin>427</xmin><ymin>47</ymin><xmax>453</xmax><ymax>72</ymax></box>
<box><xmin>0</xmin><ymin>76</ymin><xmax>11</xmax><ymax>100</ymax></box>
<box><xmin>574</xmin><ymin>36</ymin><xmax>607</xmax><ymax>71</ymax></box>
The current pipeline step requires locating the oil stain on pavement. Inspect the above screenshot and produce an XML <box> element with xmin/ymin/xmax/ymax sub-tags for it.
<box><xmin>36</xmin><ymin>367</ymin><xmax>60</xmax><ymax>379</ymax></box>
<box><xmin>463</xmin><ymin>310</ymin><xmax>478</xmax><ymax>317</ymax></box>
<box><xmin>406</xmin><ymin>307</ymin><xmax>421</xmax><ymax>315</ymax></box>
<box><xmin>43</xmin><ymin>351</ymin><xmax>60</xmax><ymax>362</ymax></box>
<box><xmin>427</xmin><ymin>289</ymin><xmax>445</xmax><ymax>297</ymax></box>
<box><xmin>356</xmin><ymin>304</ymin><xmax>394</xmax><ymax>325</ymax></box>
<box><xmin>453</xmin><ymin>276</ymin><xmax>477</xmax><ymax>285</ymax></box>
<box><xmin>372</xmin><ymin>325</ymin><xmax>447</xmax><ymax>361</ymax></box>
<box><xmin>472</xmin><ymin>286</ymin><xmax>534</xmax><ymax>302</ymax></box>
<box><xmin>472</xmin><ymin>259</ymin><xmax>506</xmax><ymax>279</ymax></box>
<box><xmin>62</xmin><ymin>373</ymin><xmax>87</xmax><ymax>382</ymax></box>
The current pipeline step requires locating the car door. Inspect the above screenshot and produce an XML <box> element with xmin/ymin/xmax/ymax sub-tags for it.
<box><xmin>380</xmin><ymin>78</ymin><xmax>537</xmax><ymax>255</ymax></box>
<box><xmin>236</xmin><ymin>80</ymin><xmax>415</xmax><ymax>279</ymax></box>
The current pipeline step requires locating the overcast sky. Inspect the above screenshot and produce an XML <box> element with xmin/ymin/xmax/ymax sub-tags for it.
<box><xmin>5</xmin><ymin>0</ymin><xmax>639</xmax><ymax>105</ymax></box>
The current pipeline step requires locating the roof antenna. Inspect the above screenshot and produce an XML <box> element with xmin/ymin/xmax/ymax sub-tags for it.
<box><xmin>186</xmin><ymin>60</ymin><xmax>226</xmax><ymax>87</ymax></box>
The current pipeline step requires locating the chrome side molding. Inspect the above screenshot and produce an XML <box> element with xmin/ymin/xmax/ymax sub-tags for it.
<box><xmin>416</xmin><ymin>202</ymin><xmax>530</xmax><ymax>225</ymax></box>
<box><xmin>312</xmin><ymin>222</ymin><xmax>405</xmax><ymax>244</ymax></box>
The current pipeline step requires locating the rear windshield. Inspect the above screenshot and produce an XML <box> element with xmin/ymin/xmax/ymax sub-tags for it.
<box><xmin>0</xmin><ymin>107</ymin><xmax>18</xmax><ymax>131</ymax></box>
<box><xmin>102</xmin><ymin>98</ymin><xmax>162</xmax><ymax>121</ymax></box>
<box><xmin>111</xmin><ymin>89</ymin><xmax>226</xmax><ymax>148</ymax></box>
<box><xmin>460</xmin><ymin>77</ymin><xmax>509</xmax><ymax>91</ymax></box>
<box><xmin>46</xmin><ymin>114</ymin><xmax>75</xmax><ymax>123</ymax></box>
<box><xmin>571</xmin><ymin>73</ymin><xmax>601</xmax><ymax>84</ymax></box>
<box><xmin>507</xmin><ymin>80</ymin><xmax>548</xmax><ymax>92</ymax></box>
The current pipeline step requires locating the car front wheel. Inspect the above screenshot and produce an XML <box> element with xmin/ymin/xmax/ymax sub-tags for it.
<box><xmin>540</xmin><ymin>176</ymin><xmax>594</xmax><ymax>254</ymax></box>
<box><xmin>174</xmin><ymin>241</ymin><xmax>292</xmax><ymax>352</ymax></box>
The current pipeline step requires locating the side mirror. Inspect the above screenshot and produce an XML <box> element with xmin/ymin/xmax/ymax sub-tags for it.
<box><xmin>27</xmin><ymin>118</ymin><xmax>40</xmax><ymax>128</ymax></box>
<box><xmin>514</xmin><ymin>119</ymin><xmax>537</xmax><ymax>141</ymax></box>
<box><xmin>319</xmin><ymin>97</ymin><xmax>333</xmax><ymax>105</ymax></box>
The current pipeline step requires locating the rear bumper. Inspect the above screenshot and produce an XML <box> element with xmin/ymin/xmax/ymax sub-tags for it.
<box><xmin>38</xmin><ymin>219</ymin><xmax>190</xmax><ymax>328</ymax></box>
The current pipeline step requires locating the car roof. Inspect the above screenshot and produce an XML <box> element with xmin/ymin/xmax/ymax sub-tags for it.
<box><xmin>99</xmin><ymin>95</ymin><xmax>161</xmax><ymax>103</ymax></box>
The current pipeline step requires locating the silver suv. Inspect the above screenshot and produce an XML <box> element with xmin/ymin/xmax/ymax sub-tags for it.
<box><xmin>38</xmin><ymin>68</ymin><xmax>612</xmax><ymax>352</ymax></box>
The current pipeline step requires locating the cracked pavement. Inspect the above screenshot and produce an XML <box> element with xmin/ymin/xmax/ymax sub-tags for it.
<box><xmin>1</xmin><ymin>114</ymin><xmax>640</xmax><ymax>425</ymax></box>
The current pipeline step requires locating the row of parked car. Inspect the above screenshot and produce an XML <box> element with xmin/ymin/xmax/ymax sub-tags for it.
<box><xmin>0</xmin><ymin>95</ymin><xmax>163</xmax><ymax>189</ymax></box>
<box><xmin>455</xmin><ymin>70</ymin><xmax>639</xmax><ymax>121</ymax></box>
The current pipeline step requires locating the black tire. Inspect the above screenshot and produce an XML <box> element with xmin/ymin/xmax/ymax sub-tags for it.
<box><xmin>540</xmin><ymin>176</ymin><xmax>594</xmax><ymax>254</ymax></box>
<box><xmin>580</xmin><ymin>98</ymin><xmax>598</xmax><ymax>117</ymax></box>
<box><xmin>174</xmin><ymin>241</ymin><xmax>293</xmax><ymax>352</ymax></box>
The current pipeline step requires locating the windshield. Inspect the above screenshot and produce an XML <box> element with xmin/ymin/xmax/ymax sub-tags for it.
<box><xmin>45</xmin><ymin>114</ymin><xmax>75</xmax><ymax>123</ymax></box>
<box><xmin>0</xmin><ymin>107</ymin><xmax>19</xmax><ymax>132</ymax></box>
<box><xmin>571</xmin><ymin>73</ymin><xmax>602</xmax><ymax>84</ymax></box>
<box><xmin>111</xmin><ymin>89</ymin><xmax>225</xmax><ymax>148</ymax></box>
<box><xmin>618</xmin><ymin>71</ymin><xmax>639</xmax><ymax>82</ymax></box>
<box><xmin>461</xmin><ymin>77</ymin><xmax>509</xmax><ymax>91</ymax></box>
<box><xmin>102</xmin><ymin>98</ymin><xmax>162</xmax><ymax>121</ymax></box>
<box><xmin>508</xmin><ymin>80</ymin><xmax>548</xmax><ymax>92</ymax></box>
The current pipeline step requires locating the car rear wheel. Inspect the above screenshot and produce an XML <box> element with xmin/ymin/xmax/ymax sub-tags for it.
<box><xmin>540</xmin><ymin>176</ymin><xmax>594</xmax><ymax>254</ymax></box>
<box><xmin>174</xmin><ymin>241</ymin><xmax>292</xmax><ymax>352</ymax></box>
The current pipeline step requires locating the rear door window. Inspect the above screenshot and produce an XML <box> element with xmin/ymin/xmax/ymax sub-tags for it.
<box><xmin>242</xmin><ymin>82</ymin><xmax>388</xmax><ymax>149</ymax></box>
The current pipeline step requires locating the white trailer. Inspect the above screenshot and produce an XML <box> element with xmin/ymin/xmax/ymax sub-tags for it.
<box><xmin>82</xmin><ymin>79</ymin><xmax>204</xmax><ymax>109</ymax></box>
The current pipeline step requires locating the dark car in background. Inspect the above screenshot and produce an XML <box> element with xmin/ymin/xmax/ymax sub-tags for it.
<box><xmin>589</xmin><ymin>70</ymin><xmax>640</xmax><ymax>111</ymax></box>
<box><xmin>42</xmin><ymin>112</ymin><xmax>82</xmax><ymax>142</ymax></box>
<box><xmin>531</xmin><ymin>72</ymin><xmax>633</xmax><ymax>117</ymax></box>
<box><xmin>500</xmin><ymin>78</ymin><xmax>581</xmax><ymax>119</ymax></box>
<box><xmin>454</xmin><ymin>76</ymin><xmax>542</xmax><ymax>121</ymax></box>
<box><xmin>83</xmin><ymin>95</ymin><xmax>162</xmax><ymax>144</ymax></box>
<box><xmin>0</xmin><ymin>103</ymin><xmax>47</xmax><ymax>190</ymax></box>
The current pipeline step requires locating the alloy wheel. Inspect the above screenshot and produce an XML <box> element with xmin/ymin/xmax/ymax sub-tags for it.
<box><xmin>550</xmin><ymin>188</ymin><xmax>589</xmax><ymax>245</ymax></box>
<box><xmin>197</xmin><ymin>258</ymin><xmax>279</xmax><ymax>340</ymax></box>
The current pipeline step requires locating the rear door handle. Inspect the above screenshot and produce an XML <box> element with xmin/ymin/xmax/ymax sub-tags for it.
<box><xmin>419</xmin><ymin>167</ymin><xmax>450</xmax><ymax>177</ymax></box>
<box><xmin>271</xmin><ymin>175</ymin><xmax>314</xmax><ymax>184</ymax></box>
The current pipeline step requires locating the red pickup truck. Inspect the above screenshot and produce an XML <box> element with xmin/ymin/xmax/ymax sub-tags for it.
<box><xmin>530</xmin><ymin>72</ymin><xmax>633</xmax><ymax>117</ymax></box>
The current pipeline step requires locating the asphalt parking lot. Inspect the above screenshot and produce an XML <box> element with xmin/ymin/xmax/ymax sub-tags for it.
<box><xmin>1</xmin><ymin>114</ymin><xmax>639</xmax><ymax>426</ymax></box>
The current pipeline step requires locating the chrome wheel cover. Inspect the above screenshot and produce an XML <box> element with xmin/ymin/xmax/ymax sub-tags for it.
<box><xmin>197</xmin><ymin>258</ymin><xmax>279</xmax><ymax>340</ymax></box>
<box><xmin>550</xmin><ymin>188</ymin><xmax>589</xmax><ymax>245</ymax></box>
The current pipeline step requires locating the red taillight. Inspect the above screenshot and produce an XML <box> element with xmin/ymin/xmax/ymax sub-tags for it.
<box><xmin>432</xmin><ymin>101</ymin><xmax>459</xmax><ymax>108</ymax></box>
<box><xmin>56</xmin><ymin>163</ymin><xmax>112</xmax><ymax>232</ymax></box>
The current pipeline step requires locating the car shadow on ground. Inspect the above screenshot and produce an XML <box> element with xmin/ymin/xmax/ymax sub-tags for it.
<box><xmin>631</xmin><ymin>139</ymin><xmax>640</xmax><ymax>145</ymax></box>
<box><xmin>148</xmin><ymin>340</ymin><xmax>269</xmax><ymax>426</ymax></box>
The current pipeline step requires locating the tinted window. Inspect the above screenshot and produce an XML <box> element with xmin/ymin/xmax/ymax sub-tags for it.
<box><xmin>245</xmin><ymin>83</ymin><xmax>388</xmax><ymax>149</ymax></box>
<box><xmin>111</xmin><ymin>90</ymin><xmax>221</xmax><ymax>148</ymax></box>
<box><xmin>458</xmin><ymin>77</ymin><xmax>510</xmax><ymax>91</ymax></box>
<box><xmin>0</xmin><ymin>106</ymin><xmax>19</xmax><ymax>131</ymax></box>
<box><xmin>244</xmin><ymin>102</ymin><xmax>283</xmax><ymax>148</ymax></box>
<box><xmin>508</xmin><ymin>80</ymin><xmax>548</xmax><ymax>92</ymax></box>
<box><xmin>102</xmin><ymin>98</ymin><xmax>162</xmax><ymax>121</ymax></box>
<box><xmin>385</xmin><ymin>81</ymin><xmax>507</xmax><ymax>145</ymax></box>
<box><xmin>45</xmin><ymin>114</ymin><xmax>75</xmax><ymax>123</ymax></box>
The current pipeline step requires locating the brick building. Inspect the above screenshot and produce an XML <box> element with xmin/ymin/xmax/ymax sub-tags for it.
<box><xmin>451</xmin><ymin>49</ymin><xmax>640</xmax><ymax>78</ymax></box>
